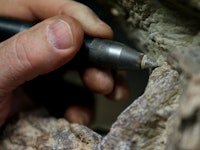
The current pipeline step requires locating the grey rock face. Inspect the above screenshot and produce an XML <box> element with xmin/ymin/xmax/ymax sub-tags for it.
<box><xmin>101</xmin><ymin>65</ymin><xmax>181</xmax><ymax>150</ymax></box>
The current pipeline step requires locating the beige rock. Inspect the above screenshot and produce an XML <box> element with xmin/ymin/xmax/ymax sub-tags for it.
<box><xmin>0</xmin><ymin>109</ymin><xmax>101</xmax><ymax>150</ymax></box>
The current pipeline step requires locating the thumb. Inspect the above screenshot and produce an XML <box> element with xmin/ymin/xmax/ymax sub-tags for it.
<box><xmin>0</xmin><ymin>16</ymin><xmax>83</xmax><ymax>94</ymax></box>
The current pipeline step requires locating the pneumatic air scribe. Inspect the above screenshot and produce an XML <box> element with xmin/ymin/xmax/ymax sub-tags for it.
<box><xmin>0</xmin><ymin>17</ymin><xmax>158</xmax><ymax>70</ymax></box>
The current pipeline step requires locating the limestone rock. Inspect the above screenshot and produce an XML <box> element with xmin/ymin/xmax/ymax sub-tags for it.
<box><xmin>0</xmin><ymin>109</ymin><xmax>101</xmax><ymax>150</ymax></box>
<box><xmin>166</xmin><ymin>47</ymin><xmax>200</xmax><ymax>150</ymax></box>
<box><xmin>101</xmin><ymin>65</ymin><xmax>181</xmax><ymax>150</ymax></box>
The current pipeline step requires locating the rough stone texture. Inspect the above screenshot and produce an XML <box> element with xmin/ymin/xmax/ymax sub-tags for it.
<box><xmin>166</xmin><ymin>47</ymin><xmax>200</xmax><ymax>150</ymax></box>
<box><xmin>1</xmin><ymin>0</ymin><xmax>200</xmax><ymax>149</ymax></box>
<box><xmin>101</xmin><ymin>65</ymin><xmax>181</xmax><ymax>150</ymax></box>
<box><xmin>115</xmin><ymin>0</ymin><xmax>200</xmax><ymax>58</ymax></box>
<box><xmin>0</xmin><ymin>109</ymin><xmax>102</xmax><ymax>150</ymax></box>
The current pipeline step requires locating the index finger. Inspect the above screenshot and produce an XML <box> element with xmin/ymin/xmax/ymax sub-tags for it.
<box><xmin>0</xmin><ymin>0</ymin><xmax>113</xmax><ymax>38</ymax></box>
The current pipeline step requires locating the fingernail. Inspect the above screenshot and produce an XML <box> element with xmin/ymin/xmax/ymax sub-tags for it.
<box><xmin>47</xmin><ymin>20</ymin><xmax>73</xmax><ymax>50</ymax></box>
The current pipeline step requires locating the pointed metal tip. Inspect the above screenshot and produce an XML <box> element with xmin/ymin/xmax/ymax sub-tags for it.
<box><xmin>140</xmin><ymin>55</ymin><xmax>159</xmax><ymax>69</ymax></box>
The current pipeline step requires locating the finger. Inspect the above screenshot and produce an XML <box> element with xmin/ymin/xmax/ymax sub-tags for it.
<box><xmin>0</xmin><ymin>16</ymin><xmax>83</xmax><ymax>126</ymax></box>
<box><xmin>106</xmin><ymin>83</ymin><xmax>129</xmax><ymax>101</ymax></box>
<box><xmin>80</xmin><ymin>67</ymin><xmax>114</xmax><ymax>95</ymax></box>
<box><xmin>106</xmin><ymin>71</ymin><xmax>129</xmax><ymax>101</ymax></box>
<box><xmin>55</xmin><ymin>1</ymin><xmax>113</xmax><ymax>38</ymax></box>
<box><xmin>0</xmin><ymin>0</ymin><xmax>113</xmax><ymax>38</ymax></box>
<box><xmin>0</xmin><ymin>15</ymin><xmax>83</xmax><ymax>94</ymax></box>
<box><xmin>64</xmin><ymin>105</ymin><xmax>94</xmax><ymax>126</ymax></box>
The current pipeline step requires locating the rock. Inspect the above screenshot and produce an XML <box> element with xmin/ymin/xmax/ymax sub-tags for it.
<box><xmin>166</xmin><ymin>47</ymin><xmax>200</xmax><ymax>150</ymax></box>
<box><xmin>0</xmin><ymin>109</ymin><xmax>101</xmax><ymax>150</ymax></box>
<box><xmin>101</xmin><ymin>65</ymin><xmax>181</xmax><ymax>150</ymax></box>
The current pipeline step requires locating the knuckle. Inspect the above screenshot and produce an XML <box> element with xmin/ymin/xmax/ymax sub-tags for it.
<box><xmin>58</xmin><ymin>1</ymin><xmax>89</xmax><ymax>14</ymax></box>
<box><xmin>13</xmin><ymin>33</ymin><xmax>34</xmax><ymax>71</ymax></box>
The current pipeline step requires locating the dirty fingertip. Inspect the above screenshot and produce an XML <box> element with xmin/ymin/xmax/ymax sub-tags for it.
<box><xmin>64</xmin><ymin>106</ymin><xmax>92</xmax><ymax>126</ymax></box>
<box><xmin>106</xmin><ymin>71</ymin><xmax>129</xmax><ymax>101</ymax></box>
<box><xmin>107</xmin><ymin>85</ymin><xmax>129</xmax><ymax>102</ymax></box>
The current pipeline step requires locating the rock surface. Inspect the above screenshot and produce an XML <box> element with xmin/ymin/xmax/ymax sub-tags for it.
<box><xmin>101</xmin><ymin>65</ymin><xmax>181</xmax><ymax>150</ymax></box>
<box><xmin>0</xmin><ymin>109</ymin><xmax>102</xmax><ymax>150</ymax></box>
<box><xmin>1</xmin><ymin>0</ymin><xmax>200</xmax><ymax>149</ymax></box>
<box><xmin>166</xmin><ymin>47</ymin><xmax>200</xmax><ymax>150</ymax></box>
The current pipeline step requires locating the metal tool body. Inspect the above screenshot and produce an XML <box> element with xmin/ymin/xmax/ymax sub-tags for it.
<box><xmin>0</xmin><ymin>17</ymin><xmax>157</xmax><ymax>70</ymax></box>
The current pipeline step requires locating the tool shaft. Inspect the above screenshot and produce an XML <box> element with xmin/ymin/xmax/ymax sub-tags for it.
<box><xmin>0</xmin><ymin>17</ymin><xmax>152</xmax><ymax>70</ymax></box>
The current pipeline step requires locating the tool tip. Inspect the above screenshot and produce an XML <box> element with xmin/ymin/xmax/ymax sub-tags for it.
<box><xmin>141</xmin><ymin>55</ymin><xmax>159</xmax><ymax>69</ymax></box>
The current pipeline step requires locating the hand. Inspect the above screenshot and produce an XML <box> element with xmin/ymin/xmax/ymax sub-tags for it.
<box><xmin>0</xmin><ymin>0</ymin><xmax>129</xmax><ymax>127</ymax></box>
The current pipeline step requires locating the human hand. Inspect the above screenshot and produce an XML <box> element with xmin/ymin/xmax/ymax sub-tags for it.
<box><xmin>0</xmin><ymin>0</ymin><xmax>129</xmax><ymax>127</ymax></box>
